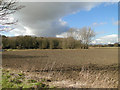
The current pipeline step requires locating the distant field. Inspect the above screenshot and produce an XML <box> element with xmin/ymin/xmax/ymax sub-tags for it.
<box><xmin>2</xmin><ymin>48</ymin><xmax>118</xmax><ymax>88</ymax></box>
<box><xmin>3</xmin><ymin>48</ymin><xmax>118</xmax><ymax>69</ymax></box>
<box><xmin>89</xmin><ymin>47</ymin><xmax>119</xmax><ymax>49</ymax></box>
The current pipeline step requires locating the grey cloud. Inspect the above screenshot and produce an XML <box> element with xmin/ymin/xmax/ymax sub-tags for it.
<box><xmin>10</xmin><ymin>2</ymin><xmax>100</xmax><ymax>37</ymax></box>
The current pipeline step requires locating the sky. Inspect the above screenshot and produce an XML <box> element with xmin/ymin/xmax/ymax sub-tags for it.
<box><xmin>61</xmin><ymin>3</ymin><xmax>118</xmax><ymax>44</ymax></box>
<box><xmin>1</xmin><ymin>2</ymin><xmax>118</xmax><ymax>44</ymax></box>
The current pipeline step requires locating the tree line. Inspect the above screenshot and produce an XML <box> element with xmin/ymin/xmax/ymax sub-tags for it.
<box><xmin>90</xmin><ymin>43</ymin><xmax>120</xmax><ymax>47</ymax></box>
<box><xmin>2</xmin><ymin>35</ymin><xmax>84</xmax><ymax>49</ymax></box>
<box><xmin>2</xmin><ymin>35</ymin><xmax>119</xmax><ymax>50</ymax></box>
<box><xmin>2</xmin><ymin>27</ymin><xmax>96</xmax><ymax>49</ymax></box>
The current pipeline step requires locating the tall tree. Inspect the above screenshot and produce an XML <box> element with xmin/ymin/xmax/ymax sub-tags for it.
<box><xmin>77</xmin><ymin>27</ymin><xmax>95</xmax><ymax>49</ymax></box>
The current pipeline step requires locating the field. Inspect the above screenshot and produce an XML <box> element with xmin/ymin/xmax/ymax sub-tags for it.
<box><xmin>2</xmin><ymin>48</ymin><xmax>118</xmax><ymax>88</ymax></box>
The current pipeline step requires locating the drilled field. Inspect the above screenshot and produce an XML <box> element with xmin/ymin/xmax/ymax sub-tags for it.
<box><xmin>2</xmin><ymin>48</ymin><xmax>118</xmax><ymax>88</ymax></box>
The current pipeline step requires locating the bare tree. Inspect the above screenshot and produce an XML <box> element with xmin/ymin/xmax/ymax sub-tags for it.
<box><xmin>66</xmin><ymin>27</ymin><xmax>95</xmax><ymax>49</ymax></box>
<box><xmin>66</xmin><ymin>28</ymin><xmax>76</xmax><ymax>49</ymax></box>
<box><xmin>0</xmin><ymin>0</ymin><xmax>24</xmax><ymax>31</ymax></box>
<box><xmin>67</xmin><ymin>28</ymin><xmax>75</xmax><ymax>38</ymax></box>
<box><xmin>77</xmin><ymin>27</ymin><xmax>95</xmax><ymax>49</ymax></box>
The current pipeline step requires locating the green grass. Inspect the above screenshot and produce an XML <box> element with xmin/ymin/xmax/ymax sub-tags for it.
<box><xmin>2</xmin><ymin>69</ymin><xmax>49</xmax><ymax>89</ymax></box>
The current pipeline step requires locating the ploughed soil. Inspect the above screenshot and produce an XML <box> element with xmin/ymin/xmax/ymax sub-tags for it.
<box><xmin>2</xmin><ymin>48</ymin><xmax>118</xmax><ymax>88</ymax></box>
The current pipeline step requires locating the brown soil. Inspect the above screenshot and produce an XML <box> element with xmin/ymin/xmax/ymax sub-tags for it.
<box><xmin>2</xmin><ymin>48</ymin><xmax>118</xmax><ymax>88</ymax></box>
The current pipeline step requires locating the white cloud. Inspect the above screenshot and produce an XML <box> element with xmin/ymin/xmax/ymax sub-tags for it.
<box><xmin>92</xmin><ymin>22</ymin><xmax>107</xmax><ymax>26</ymax></box>
<box><xmin>8</xmin><ymin>25</ymin><xmax>35</xmax><ymax>36</ymax></box>
<box><xmin>91</xmin><ymin>34</ymin><xmax>118</xmax><ymax>44</ymax></box>
<box><xmin>6</xmin><ymin>2</ymin><xmax>101</xmax><ymax>37</ymax></box>
<box><xmin>56</xmin><ymin>32</ymin><xmax>68</xmax><ymax>38</ymax></box>
<box><xmin>59</xmin><ymin>19</ymin><xmax>67</xmax><ymax>26</ymax></box>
